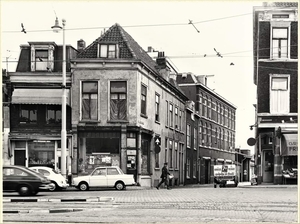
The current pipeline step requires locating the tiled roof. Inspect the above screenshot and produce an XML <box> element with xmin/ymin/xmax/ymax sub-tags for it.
<box><xmin>77</xmin><ymin>23</ymin><xmax>157</xmax><ymax>72</ymax></box>
<box><xmin>263</xmin><ymin>2</ymin><xmax>298</xmax><ymax>7</ymax></box>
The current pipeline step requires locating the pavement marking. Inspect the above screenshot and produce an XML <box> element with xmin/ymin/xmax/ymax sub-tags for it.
<box><xmin>3</xmin><ymin>208</ymin><xmax>84</xmax><ymax>214</ymax></box>
<box><xmin>3</xmin><ymin>197</ymin><xmax>115</xmax><ymax>203</ymax></box>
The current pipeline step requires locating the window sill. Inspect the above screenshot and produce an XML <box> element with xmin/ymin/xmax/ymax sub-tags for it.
<box><xmin>155</xmin><ymin>168</ymin><xmax>160</xmax><ymax>170</ymax></box>
<box><xmin>107</xmin><ymin>120</ymin><xmax>129</xmax><ymax>123</ymax></box>
<box><xmin>155</xmin><ymin>120</ymin><xmax>160</xmax><ymax>125</ymax></box>
<box><xmin>140</xmin><ymin>114</ymin><xmax>148</xmax><ymax>119</ymax></box>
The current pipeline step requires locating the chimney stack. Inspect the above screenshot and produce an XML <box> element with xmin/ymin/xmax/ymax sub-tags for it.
<box><xmin>155</xmin><ymin>51</ymin><xmax>170</xmax><ymax>81</ymax></box>
<box><xmin>77</xmin><ymin>39</ymin><xmax>86</xmax><ymax>52</ymax></box>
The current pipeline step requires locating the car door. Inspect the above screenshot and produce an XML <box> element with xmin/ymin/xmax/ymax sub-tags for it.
<box><xmin>89</xmin><ymin>168</ymin><xmax>107</xmax><ymax>187</ymax></box>
<box><xmin>106</xmin><ymin>167</ymin><xmax>121</xmax><ymax>187</ymax></box>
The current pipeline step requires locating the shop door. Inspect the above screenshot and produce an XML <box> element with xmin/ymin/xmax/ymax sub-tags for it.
<box><xmin>14</xmin><ymin>150</ymin><xmax>26</xmax><ymax>166</ymax></box>
<box><xmin>263</xmin><ymin>150</ymin><xmax>274</xmax><ymax>183</ymax></box>
<box><xmin>127</xmin><ymin>155</ymin><xmax>137</xmax><ymax>182</ymax></box>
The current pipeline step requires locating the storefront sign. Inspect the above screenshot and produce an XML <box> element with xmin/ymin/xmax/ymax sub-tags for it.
<box><xmin>282</xmin><ymin>134</ymin><xmax>298</xmax><ymax>156</ymax></box>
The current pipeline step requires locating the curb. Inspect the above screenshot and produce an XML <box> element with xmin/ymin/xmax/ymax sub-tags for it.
<box><xmin>3</xmin><ymin>208</ymin><xmax>83</xmax><ymax>214</ymax></box>
<box><xmin>3</xmin><ymin>197</ymin><xmax>114</xmax><ymax>203</ymax></box>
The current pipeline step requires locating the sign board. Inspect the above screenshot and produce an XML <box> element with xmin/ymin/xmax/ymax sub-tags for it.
<box><xmin>214</xmin><ymin>165</ymin><xmax>236</xmax><ymax>176</ymax></box>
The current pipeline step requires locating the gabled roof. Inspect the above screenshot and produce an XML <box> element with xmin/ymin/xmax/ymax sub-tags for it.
<box><xmin>77</xmin><ymin>23</ymin><xmax>157</xmax><ymax>72</ymax></box>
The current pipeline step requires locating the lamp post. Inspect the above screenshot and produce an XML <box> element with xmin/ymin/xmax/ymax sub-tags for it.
<box><xmin>52</xmin><ymin>17</ymin><xmax>67</xmax><ymax>179</ymax></box>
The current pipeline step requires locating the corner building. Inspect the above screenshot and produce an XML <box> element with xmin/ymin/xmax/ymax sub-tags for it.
<box><xmin>253</xmin><ymin>2</ymin><xmax>298</xmax><ymax>184</ymax></box>
<box><xmin>71</xmin><ymin>24</ymin><xmax>188</xmax><ymax>187</ymax></box>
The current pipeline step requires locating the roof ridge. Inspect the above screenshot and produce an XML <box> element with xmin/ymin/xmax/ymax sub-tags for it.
<box><xmin>116</xmin><ymin>24</ymin><xmax>137</xmax><ymax>59</ymax></box>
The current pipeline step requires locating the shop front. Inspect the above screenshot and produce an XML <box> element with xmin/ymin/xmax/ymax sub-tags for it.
<box><xmin>9</xmin><ymin>137</ymin><xmax>72</xmax><ymax>172</ymax></box>
<box><xmin>281</xmin><ymin>133</ymin><xmax>298</xmax><ymax>184</ymax></box>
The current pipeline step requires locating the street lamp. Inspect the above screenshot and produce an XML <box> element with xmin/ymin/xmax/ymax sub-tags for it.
<box><xmin>52</xmin><ymin>17</ymin><xmax>67</xmax><ymax>179</ymax></box>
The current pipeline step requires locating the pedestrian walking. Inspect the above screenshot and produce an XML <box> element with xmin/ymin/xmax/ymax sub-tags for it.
<box><xmin>156</xmin><ymin>162</ymin><xmax>171</xmax><ymax>190</ymax></box>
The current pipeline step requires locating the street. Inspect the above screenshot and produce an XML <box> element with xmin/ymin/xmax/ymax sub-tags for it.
<box><xmin>2</xmin><ymin>185</ymin><xmax>298</xmax><ymax>223</ymax></box>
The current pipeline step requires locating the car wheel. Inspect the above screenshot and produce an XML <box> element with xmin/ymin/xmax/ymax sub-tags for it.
<box><xmin>79</xmin><ymin>182</ymin><xmax>89</xmax><ymax>191</ymax></box>
<box><xmin>18</xmin><ymin>185</ymin><xmax>31</xmax><ymax>196</ymax></box>
<box><xmin>49</xmin><ymin>182</ymin><xmax>58</xmax><ymax>191</ymax></box>
<box><xmin>115</xmin><ymin>181</ymin><xmax>125</xmax><ymax>190</ymax></box>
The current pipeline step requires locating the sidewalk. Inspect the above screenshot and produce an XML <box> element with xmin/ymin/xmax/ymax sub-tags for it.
<box><xmin>129</xmin><ymin>182</ymin><xmax>298</xmax><ymax>190</ymax></box>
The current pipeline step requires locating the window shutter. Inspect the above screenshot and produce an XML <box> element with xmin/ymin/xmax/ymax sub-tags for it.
<box><xmin>290</xmin><ymin>22</ymin><xmax>298</xmax><ymax>59</ymax></box>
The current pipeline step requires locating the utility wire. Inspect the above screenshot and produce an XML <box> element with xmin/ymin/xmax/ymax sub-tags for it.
<box><xmin>2</xmin><ymin>12</ymin><xmax>252</xmax><ymax>33</ymax></box>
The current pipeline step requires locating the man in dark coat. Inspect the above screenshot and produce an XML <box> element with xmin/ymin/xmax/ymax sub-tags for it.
<box><xmin>156</xmin><ymin>162</ymin><xmax>171</xmax><ymax>190</ymax></box>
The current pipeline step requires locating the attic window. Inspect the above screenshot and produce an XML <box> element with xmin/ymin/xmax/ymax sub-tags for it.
<box><xmin>98</xmin><ymin>44</ymin><xmax>118</xmax><ymax>58</ymax></box>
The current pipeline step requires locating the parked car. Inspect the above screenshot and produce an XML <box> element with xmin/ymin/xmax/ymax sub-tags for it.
<box><xmin>3</xmin><ymin>165</ymin><xmax>53</xmax><ymax>196</ymax></box>
<box><xmin>72</xmin><ymin>166</ymin><xmax>136</xmax><ymax>191</ymax></box>
<box><xmin>29</xmin><ymin>166</ymin><xmax>69</xmax><ymax>191</ymax></box>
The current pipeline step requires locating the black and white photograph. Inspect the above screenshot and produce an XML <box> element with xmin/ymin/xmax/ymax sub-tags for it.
<box><xmin>1</xmin><ymin>1</ymin><xmax>298</xmax><ymax>223</ymax></box>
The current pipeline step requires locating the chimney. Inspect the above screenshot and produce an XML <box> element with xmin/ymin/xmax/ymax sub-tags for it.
<box><xmin>147</xmin><ymin>46</ymin><xmax>153</xmax><ymax>52</ymax></box>
<box><xmin>77</xmin><ymin>39</ymin><xmax>86</xmax><ymax>52</ymax></box>
<box><xmin>155</xmin><ymin>52</ymin><xmax>170</xmax><ymax>81</ymax></box>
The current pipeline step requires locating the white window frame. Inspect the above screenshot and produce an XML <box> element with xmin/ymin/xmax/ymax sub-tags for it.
<box><xmin>269</xmin><ymin>74</ymin><xmax>290</xmax><ymax>114</ymax></box>
<box><xmin>270</xmin><ymin>22</ymin><xmax>291</xmax><ymax>60</ymax></box>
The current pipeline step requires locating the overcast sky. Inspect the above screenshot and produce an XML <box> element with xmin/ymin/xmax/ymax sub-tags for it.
<box><xmin>1</xmin><ymin>1</ymin><xmax>265</xmax><ymax>152</ymax></box>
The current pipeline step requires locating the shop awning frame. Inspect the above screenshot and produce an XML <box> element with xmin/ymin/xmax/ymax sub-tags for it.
<box><xmin>282</xmin><ymin>133</ymin><xmax>298</xmax><ymax>156</ymax></box>
<box><xmin>11</xmin><ymin>88</ymin><xmax>70</xmax><ymax>106</ymax></box>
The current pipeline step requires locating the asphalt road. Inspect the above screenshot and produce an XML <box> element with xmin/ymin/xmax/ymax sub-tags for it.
<box><xmin>2</xmin><ymin>185</ymin><xmax>298</xmax><ymax>223</ymax></box>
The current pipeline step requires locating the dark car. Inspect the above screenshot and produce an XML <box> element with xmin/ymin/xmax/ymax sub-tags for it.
<box><xmin>3</xmin><ymin>165</ymin><xmax>53</xmax><ymax>196</ymax></box>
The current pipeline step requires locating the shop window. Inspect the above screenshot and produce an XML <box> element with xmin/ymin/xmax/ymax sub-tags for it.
<box><xmin>28</xmin><ymin>141</ymin><xmax>55</xmax><ymax>167</ymax></box>
<box><xmin>141</xmin><ymin>138</ymin><xmax>150</xmax><ymax>175</ymax></box>
<box><xmin>82</xmin><ymin>81</ymin><xmax>98</xmax><ymax>120</ymax></box>
<box><xmin>86</xmin><ymin>138</ymin><xmax>119</xmax><ymax>154</ymax></box>
<box><xmin>19</xmin><ymin>105</ymin><xmax>37</xmax><ymax>124</ymax></box>
<box><xmin>141</xmin><ymin>84</ymin><xmax>147</xmax><ymax>116</ymax></box>
<box><xmin>110</xmin><ymin>81</ymin><xmax>127</xmax><ymax>120</ymax></box>
<box><xmin>46</xmin><ymin>105</ymin><xmax>61</xmax><ymax>124</ymax></box>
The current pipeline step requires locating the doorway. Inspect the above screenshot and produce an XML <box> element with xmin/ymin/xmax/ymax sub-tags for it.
<box><xmin>263</xmin><ymin>150</ymin><xmax>274</xmax><ymax>183</ymax></box>
<box><xmin>14</xmin><ymin>150</ymin><xmax>26</xmax><ymax>166</ymax></box>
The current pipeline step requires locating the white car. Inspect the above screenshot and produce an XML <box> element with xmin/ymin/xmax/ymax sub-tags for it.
<box><xmin>29</xmin><ymin>166</ymin><xmax>69</xmax><ymax>191</ymax></box>
<box><xmin>72</xmin><ymin>166</ymin><xmax>136</xmax><ymax>191</ymax></box>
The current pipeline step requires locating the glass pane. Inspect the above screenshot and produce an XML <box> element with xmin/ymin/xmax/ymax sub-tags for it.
<box><xmin>272</xmin><ymin>39</ymin><xmax>279</xmax><ymax>58</ymax></box>
<box><xmin>82</xmin><ymin>82</ymin><xmax>98</xmax><ymax>93</ymax></box>
<box><xmin>281</xmin><ymin>40</ymin><xmax>288</xmax><ymax>58</ymax></box>
<box><xmin>111</xmin><ymin>81</ymin><xmax>126</xmax><ymax>93</ymax></box>
<box><xmin>100</xmin><ymin>45</ymin><xmax>107</xmax><ymax>57</ymax></box>
<box><xmin>273</xmin><ymin>28</ymin><xmax>288</xmax><ymax>38</ymax></box>
<box><xmin>35</xmin><ymin>50</ymin><xmax>48</xmax><ymax>58</ymax></box>
<box><xmin>272</xmin><ymin>77</ymin><xmax>288</xmax><ymax>90</ymax></box>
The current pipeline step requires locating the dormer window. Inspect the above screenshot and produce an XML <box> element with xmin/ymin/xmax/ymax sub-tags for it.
<box><xmin>35</xmin><ymin>50</ymin><xmax>48</xmax><ymax>71</ymax></box>
<box><xmin>30</xmin><ymin>43</ymin><xmax>55</xmax><ymax>72</ymax></box>
<box><xmin>98</xmin><ymin>43</ymin><xmax>118</xmax><ymax>58</ymax></box>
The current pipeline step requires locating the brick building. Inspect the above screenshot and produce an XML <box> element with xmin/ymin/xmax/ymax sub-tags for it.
<box><xmin>253</xmin><ymin>2</ymin><xmax>298</xmax><ymax>184</ymax></box>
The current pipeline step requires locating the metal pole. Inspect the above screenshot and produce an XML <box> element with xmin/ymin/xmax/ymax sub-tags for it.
<box><xmin>61</xmin><ymin>19</ymin><xmax>67</xmax><ymax>179</ymax></box>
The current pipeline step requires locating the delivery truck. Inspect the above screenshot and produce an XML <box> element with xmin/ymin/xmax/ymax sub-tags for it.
<box><xmin>213</xmin><ymin>164</ymin><xmax>238</xmax><ymax>188</ymax></box>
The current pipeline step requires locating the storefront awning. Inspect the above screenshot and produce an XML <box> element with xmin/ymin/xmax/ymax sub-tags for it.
<box><xmin>11</xmin><ymin>89</ymin><xmax>70</xmax><ymax>106</ymax></box>
<box><xmin>282</xmin><ymin>134</ymin><xmax>298</xmax><ymax>156</ymax></box>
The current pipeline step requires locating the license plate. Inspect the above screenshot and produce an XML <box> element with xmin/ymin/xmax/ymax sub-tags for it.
<box><xmin>226</xmin><ymin>180</ymin><xmax>235</xmax><ymax>185</ymax></box>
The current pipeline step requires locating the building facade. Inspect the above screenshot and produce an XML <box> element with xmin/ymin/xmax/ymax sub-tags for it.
<box><xmin>3</xmin><ymin>42</ymin><xmax>78</xmax><ymax>174</ymax></box>
<box><xmin>176</xmin><ymin>73</ymin><xmax>236</xmax><ymax>183</ymax></box>
<box><xmin>253</xmin><ymin>2</ymin><xmax>298</xmax><ymax>184</ymax></box>
<box><xmin>70</xmin><ymin>24</ymin><xmax>188</xmax><ymax>187</ymax></box>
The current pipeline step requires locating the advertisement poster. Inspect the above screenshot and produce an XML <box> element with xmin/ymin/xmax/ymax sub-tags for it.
<box><xmin>214</xmin><ymin>165</ymin><xmax>236</xmax><ymax>176</ymax></box>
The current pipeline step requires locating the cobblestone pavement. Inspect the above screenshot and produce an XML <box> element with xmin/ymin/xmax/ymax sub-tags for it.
<box><xmin>2</xmin><ymin>184</ymin><xmax>298</xmax><ymax>223</ymax></box>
